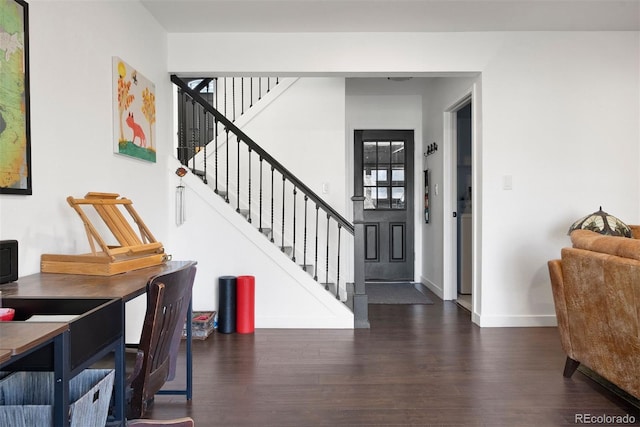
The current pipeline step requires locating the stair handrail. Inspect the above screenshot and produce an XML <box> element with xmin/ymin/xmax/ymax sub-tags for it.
<box><xmin>172</xmin><ymin>74</ymin><xmax>354</xmax><ymax>234</ymax></box>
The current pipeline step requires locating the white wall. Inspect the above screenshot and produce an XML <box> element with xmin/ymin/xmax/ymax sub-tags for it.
<box><xmin>0</xmin><ymin>1</ymin><xmax>170</xmax><ymax>340</ymax></box>
<box><xmin>478</xmin><ymin>32</ymin><xmax>639</xmax><ymax>326</ymax></box>
<box><xmin>1</xmin><ymin>1</ymin><xmax>171</xmax><ymax>274</ymax></box>
<box><xmin>421</xmin><ymin>77</ymin><xmax>477</xmax><ymax>300</ymax></box>
<box><xmin>169</xmin><ymin>31</ymin><xmax>640</xmax><ymax>327</ymax></box>
<box><xmin>243</xmin><ymin>78</ymin><xmax>347</xmax><ymax>215</ymax></box>
<box><xmin>168</xmin><ymin>32</ymin><xmax>505</xmax><ymax>75</ymax></box>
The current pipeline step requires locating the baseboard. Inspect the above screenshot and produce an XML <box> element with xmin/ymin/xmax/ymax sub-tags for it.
<box><xmin>256</xmin><ymin>316</ymin><xmax>353</xmax><ymax>329</ymax></box>
<box><xmin>478</xmin><ymin>314</ymin><xmax>558</xmax><ymax>327</ymax></box>
<box><xmin>420</xmin><ymin>275</ymin><xmax>444</xmax><ymax>299</ymax></box>
<box><xmin>455</xmin><ymin>296</ymin><xmax>472</xmax><ymax>312</ymax></box>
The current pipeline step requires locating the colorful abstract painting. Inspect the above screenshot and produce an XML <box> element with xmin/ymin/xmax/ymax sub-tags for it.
<box><xmin>0</xmin><ymin>0</ymin><xmax>31</xmax><ymax>194</ymax></box>
<box><xmin>112</xmin><ymin>57</ymin><xmax>156</xmax><ymax>162</ymax></box>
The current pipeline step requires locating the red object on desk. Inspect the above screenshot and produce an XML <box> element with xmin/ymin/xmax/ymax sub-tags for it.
<box><xmin>0</xmin><ymin>308</ymin><xmax>15</xmax><ymax>321</ymax></box>
<box><xmin>236</xmin><ymin>275</ymin><xmax>255</xmax><ymax>334</ymax></box>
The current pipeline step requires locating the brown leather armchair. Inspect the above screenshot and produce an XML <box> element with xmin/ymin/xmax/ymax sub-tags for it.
<box><xmin>548</xmin><ymin>229</ymin><xmax>640</xmax><ymax>399</ymax></box>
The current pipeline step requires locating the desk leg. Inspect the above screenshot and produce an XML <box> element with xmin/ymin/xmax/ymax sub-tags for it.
<box><xmin>114</xmin><ymin>337</ymin><xmax>126</xmax><ymax>425</ymax></box>
<box><xmin>186</xmin><ymin>299</ymin><xmax>193</xmax><ymax>400</ymax></box>
<box><xmin>53</xmin><ymin>331</ymin><xmax>70</xmax><ymax>427</ymax></box>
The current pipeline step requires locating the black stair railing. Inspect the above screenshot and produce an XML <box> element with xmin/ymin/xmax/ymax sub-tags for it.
<box><xmin>177</xmin><ymin>77</ymin><xmax>280</xmax><ymax>167</ymax></box>
<box><xmin>172</xmin><ymin>75</ymin><xmax>357</xmax><ymax>305</ymax></box>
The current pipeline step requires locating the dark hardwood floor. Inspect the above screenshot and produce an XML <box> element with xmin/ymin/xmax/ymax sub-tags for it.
<box><xmin>146</xmin><ymin>294</ymin><xmax>639</xmax><ymax>426</ymax></box>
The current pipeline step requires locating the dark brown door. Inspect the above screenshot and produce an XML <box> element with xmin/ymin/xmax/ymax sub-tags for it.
<box><xmin>355</xmin><ymin>130</ymin><xmax>414</xmax><ymax>281</ymax></box>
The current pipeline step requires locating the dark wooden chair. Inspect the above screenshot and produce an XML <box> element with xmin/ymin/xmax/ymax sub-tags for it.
<box><xmin>126</xmin><ymin>261</ymin><xmax>197</xmax><ymax>419</ymax></box>
<box><xmin>127</xmin><ymin>417</ymin><xmax>194</xmax><ymax>427</ymax></box>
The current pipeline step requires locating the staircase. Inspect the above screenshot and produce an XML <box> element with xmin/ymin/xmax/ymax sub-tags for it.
<box><xmin>171</xmin><ymin>75</ymin><xmax>369</xmax><ymax>327</ymax></box>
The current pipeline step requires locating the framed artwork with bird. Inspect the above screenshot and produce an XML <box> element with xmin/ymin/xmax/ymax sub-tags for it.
<box><xmin>112</xmin><ymin>56</ymin><xmax>156</xmax><ymax>162</ymax></box>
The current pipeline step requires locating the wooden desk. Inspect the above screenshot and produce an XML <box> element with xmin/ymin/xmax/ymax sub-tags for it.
<box><xmin>0</xmin><ymin>321</ymin><xmax>71</xmax><ymax>426</ymax></box>
<box><xmin>0</xmin><ymin>350</ymin><xmax>10</xmax><ymax>365</ymax></box>
<box><xmin>1</xmin><ymin>260</ymin><xmax>196</xmax><ymax>425</ymax></box>
<box><xmin>1</xmin><ymin>260</ymin><xmax>195</xmax><ymax>302</ymax></box>
<box><xmin>0</xmin><ymin>322</ymin><xmax>68</xmax><ymax>355</ymax></box>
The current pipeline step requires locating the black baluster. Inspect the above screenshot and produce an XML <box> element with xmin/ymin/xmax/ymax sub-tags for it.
<box><xmin>190</xmin><ymin>99</ymin><xmax>197</xmax><ymax>173</ymax></box>
<box><xmin>202</xmin><ymin>111</ymin><xmax>208</xmax><ymax>184</ymax></box>
<box><xmin>325</xmin><ymin>213</ymin><xmax>330</xmax><ymax>290</ymax></box>
<box><xmin>224</xmin><ymin>81</ymin><xmax>229</xmax><ymax>201</ymax></box>
<box><xmin>176</xmin><ymin>88</ymin><xmax>185</xmax><ymax>163</ymax></box>
<box><xmin>214</xmin><ymin>80</ymin><xmax>219</xmax><ymax>193</ymax></box>
<box><xmin>182</xmin><ymin>91</ymin><xmax>189</xmax><ymax>163</ymax></box>
<box><xmin>178</xmin><ymin>89</ymin><xmax>183</xmax><ymax>161</ymax></box>
<box><xmin>214</xmin><ymin>117</ymin><xmax>218</xmax><ymax>192</ymax></box>
<box><xmin>197</xmin><ymin>104</ymin><xmax>202</xmax><ymax>173</ymax></box>
<box><xmin>223</xmin><ymin>77</ymin><xmax>227</xmax><ymax>117</ymax></box>
<box><xmin>281</xmin><ymin>176</ymin><xmax>286</xmax><ymax>253</ymax></box>
<box><xmin>336</xmin><ymin>224</ymin><xmax>342</xmax><ymax>300</ymax></box>
<box><xmin>267</xmin><ymin>77</ymin><xmax>270</xmax><ymax>93</ymax></box>
<box><xmin>241</xmin><ymin>77</ymin><xmax>244</xmax><ymax>116</ymax></box>
<box><xmin>236</xmin><ymin>136</ymin><xmax>241</xmax><ymax>212</ymax></box>
<box><xmin>247</xmin><ymin>146</ymin><xmax>252</xmax><ymax>223</ymax></box>
<box><xmin>270</xmin><ymin>166</ymin><xmax>275</xmax><ymax>243</ymax></box>
<box><xmin>259</xmin><ymin>158</ymin><xmax>263</xmax><ymax>232</ymax></box>
<box><xmin>224</xmin><ymin>128</ymin><xmax>229</xmax><ymax>203</ymax></box>
<box><xmin>232</xmin><ymin>78</ymin><xmax>236</xmax><ymax>122</ymax></box>
<box><xmin>314</xmin><ymin>205</ymin><xmax>319</xmax><ymax>281</ymax></box>
<box><xmin>250</xmin><ymin>78</ymin><xmax>253</xmax><ymax>108</ymax></box>
<box><xmin>292</xmin><ymin>187</ymin><xmax>297</xmax><ymax>262</ymax></box>
<box><xmin>198</xmin><ymin>102</ymin><xmax>203</xmax><ymax>153</ymax></box>
<box><xmin>259</xmin><ymin>78</ymin><xmax>262</xmax><ymax>101</ymax></box>
<box><xmin>303</xmin><ymin>195</ymin><xmax>308</xmax><ymax>272</ymax></box>
<box><xmin>197</xmin><ymin>102</ymin><xmax>202</xmax><ymax>154</ymax></box>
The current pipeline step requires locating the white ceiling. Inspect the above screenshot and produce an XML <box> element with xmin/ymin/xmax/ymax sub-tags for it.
<box><xmin>140</xmin><ymin>0</ymin><xmax>640</xmax><ymax>33</ymax></box>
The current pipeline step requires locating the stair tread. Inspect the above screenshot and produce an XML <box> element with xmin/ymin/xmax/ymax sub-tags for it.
<box><xmin>299</xmin><ymin>264</ymin><xmax>314</xmax><ymax>276</ymax></box>
<box><xmin>237</xmin><ymin>209</ymin><xmax>251</xmax><ymax>219</ymax></box>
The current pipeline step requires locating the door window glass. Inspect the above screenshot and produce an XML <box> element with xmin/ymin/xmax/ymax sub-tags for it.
<box><xmin>362</xmin><ymin>140</ymin><xmax>406</xmax><ymax>210</ymax></box>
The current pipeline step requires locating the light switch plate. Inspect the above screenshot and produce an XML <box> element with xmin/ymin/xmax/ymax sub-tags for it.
<box><xmin>503</xmin><ymin>175</ymin><xmax>513</xmax><ymax>190</ymax></box>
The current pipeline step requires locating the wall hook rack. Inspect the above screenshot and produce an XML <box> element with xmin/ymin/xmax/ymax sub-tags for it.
<box><xmin>424</xmin><ymin>143</ymin><xmax>438</xmax><ymax>157</ymax></box>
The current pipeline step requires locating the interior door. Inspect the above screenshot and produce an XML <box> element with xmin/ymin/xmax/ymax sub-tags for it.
<box><xmin>354</xmin><ymin>130</ymin><xmax>414</xmax><ymax>282</ymax></box>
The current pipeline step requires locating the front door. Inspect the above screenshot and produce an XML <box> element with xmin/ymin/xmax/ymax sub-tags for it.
<box><xmin>354</xmin><ymin>130</ymin><xmax>414</xmax><ymax>281</ymax></box>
